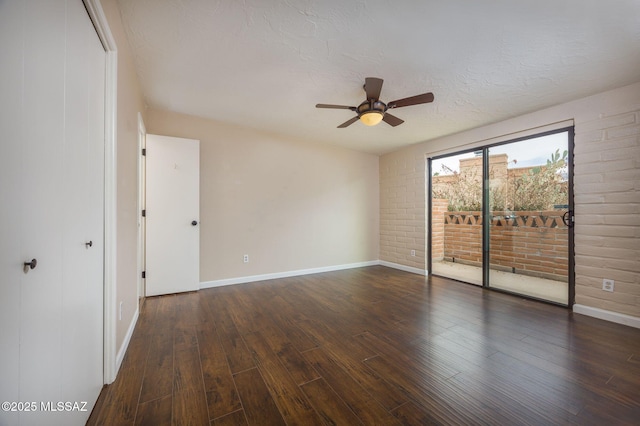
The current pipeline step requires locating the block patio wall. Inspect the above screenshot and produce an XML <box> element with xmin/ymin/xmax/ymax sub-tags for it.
<box><xmin>438</xmin><ymin>208</ymin><xmax>568</xmax><ymax>281</ymax></box>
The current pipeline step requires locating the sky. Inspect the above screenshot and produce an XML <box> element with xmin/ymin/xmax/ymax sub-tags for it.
<box><xmin>431</xmin><ymin>131</ymin><xmax>569</xmax><ymax>175</ymax></box>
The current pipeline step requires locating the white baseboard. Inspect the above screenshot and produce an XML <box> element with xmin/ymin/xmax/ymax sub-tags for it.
<box><xmin>115</xmin><ymin>306</ymin><xmax>139</xmax><ymax>377</ymax></box>
<box><xmin>200</xmin><ymin>260</ymin><xmax>380</xmax><ymax>289</ymax></box>
<box><xmin>379</xmin><ymin>260</ymin><xmax>427</xmax><ymax>276</ymax></box>
<box><xmin>573</xmin><ymin>304</ymin><xmax>640</xmax><ymax>329</ymax></box>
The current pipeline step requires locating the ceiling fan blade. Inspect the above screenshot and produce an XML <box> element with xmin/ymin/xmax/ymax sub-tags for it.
<box><xmin>382</xmin><ymin>113</ymin><xmax>404</xmax><ymax>127</ymax></box>
<box><xmin>364</xmin><ymin>77</ymin><xmax>383</xmax><ymax>100</ymax></box>
<box><xmin>388</xmin><ymin>92</ymin><xmax>434</xmax><ymax>109</ymax></box>
<box><xmin>337</xmin><ymin>116</ymin><xmax>360</xmax><ymax>128</ymax></box>
<box><xmin>316</xmin><ymin>104</ymin><xmax>357</xmax><ymax>110</ymax></box>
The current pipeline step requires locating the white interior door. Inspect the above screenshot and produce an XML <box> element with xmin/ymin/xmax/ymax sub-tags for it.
<box><xmin>0</xmin><ymin>0</ymin><xmax>25</xmax><ymax>416</ymax></box>
<box><xmin>60</xmin><ymin>0</ymin><xmax>105</xmax><ymax>409</ymax></box>
<box><xmin>0</xmin><ymin>1</ymin><xmax>105</xmax><ymax>424</ymax></box>
<box><xmin>146</xmin><ymin>135</ymin><xmax>200</xmax><ymax>296</ymax></box>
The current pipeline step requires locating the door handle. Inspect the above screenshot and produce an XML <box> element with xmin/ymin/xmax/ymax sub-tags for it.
<box><xmin>562</xmin><ymin>211</ymin><xmax>574</xmax><ymax>228</ymax></box>
<box><xmin>23</xmin><ymin>258</ymin><xmax>37</xmax><ymax>273</ymax></box>
<box><xmin>86</xmin><ymin>240</ymin><xmax>93</xmax><ymax>248</ymax></box>
<box><xmin>191</xmin><ymin>220</ymin><xmax>198</xmax><ymax>226</ymax></box>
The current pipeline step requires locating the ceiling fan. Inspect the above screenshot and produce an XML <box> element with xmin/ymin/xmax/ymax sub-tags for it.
<box><xmin>316</xmin><ymin>77</ymin><xmax>434</xmax><ymax>128</ymax></box>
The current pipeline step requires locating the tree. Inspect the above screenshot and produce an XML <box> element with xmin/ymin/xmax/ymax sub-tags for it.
<box><xmin>432</xmin><ymin>164</ymin><xmax>482</xmax><ymax>211</ymax></box>
<box><xmin>433</xmin><ymin>150</ymin><xmax>568</xmax><ymax>211</ymax></box>
<box><xmin>508</xmin><ymin>149</ymin><xmax>568</xmax><ymax>211</ymax></box>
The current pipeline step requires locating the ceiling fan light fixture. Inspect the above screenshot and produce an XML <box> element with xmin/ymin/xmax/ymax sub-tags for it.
<box><xmin>316</xmin><ymin>77</ymin><xmax>434</xmax><ymax>128</ymax></box>
<box><xmin>359</xmin><ymin>111</ymin><xmax>383</xmax><ymax>126</ymax></box>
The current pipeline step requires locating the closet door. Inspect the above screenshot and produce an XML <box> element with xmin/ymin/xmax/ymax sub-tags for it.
<box><xmin>0</xmin><ymin>1</ymin><xmax>105</xmax><ymax>425</ymax></box>
<box><xmin>59</xmin><ymin>0</ymin><xmax>105</xmax><ymax>410</ymax></box>
<box><xmin>0</xmin><ymin>1</ymin><xmax>25</xmax><ymax>421</ymax></box>
<box><xmin>19</xmin><ymin>3</ymin><xmax>68</xmax><ymax>415</ymax></box>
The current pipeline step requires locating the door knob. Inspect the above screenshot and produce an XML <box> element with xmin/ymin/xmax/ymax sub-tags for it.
<box><xmin>86</xmin><ymin>240</ymin><xmax>93</xmax><ymax>248</ymax></box>
<box><xmin>191</xmin><ymin>220</ymin><xmax>198</xmax><ymax>226</ymax></box>
<box><xmin>23</xmin><ymin>258</ymin><xmax>37</xmax><ymax>273</ymax></box>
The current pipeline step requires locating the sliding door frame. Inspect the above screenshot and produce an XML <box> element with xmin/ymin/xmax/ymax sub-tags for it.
<box><xmin>428</xmin><ymin>126</ymin><xmax>575</xmax><ymax>307</ymax></box>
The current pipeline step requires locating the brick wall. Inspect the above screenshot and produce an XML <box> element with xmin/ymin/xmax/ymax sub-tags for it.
<box><xmin>380</xmin><ymin>156</ymin><xmax>425</xmax><ymax>269</ymax></box>
<box><xmin>442</xmin><ymin>211</ymin><xmax>482</xmax><ymax>265</ymax></box>
<box><xmin>573</xmin><ymin>108</ymin><xmax>640</xmax><ymax>316</ymax></box>
<box><xmin>439</xmin><ymin>210</ymin><xmax>568</xmax><ymax>281</ymax></box>
<box><xmin>431</xmin><ymin>198</ymin><xmax>448</xmax><ymax>260</ymax></box>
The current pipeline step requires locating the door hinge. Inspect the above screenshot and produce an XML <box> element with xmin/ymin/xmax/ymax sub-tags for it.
<box><xmin>142</xmin><ymin>271</ymin><xmax>146</xmax><ymax>279</ymax></box>
<box><xmin>142</xmin><ymin>209</ymin><xmax>146</xmax><ymax>217</ymax></box>
<box><xmin>142</xmin><ymin>148</ymin><xmax>146</xmax><ymax>156</ymax></box>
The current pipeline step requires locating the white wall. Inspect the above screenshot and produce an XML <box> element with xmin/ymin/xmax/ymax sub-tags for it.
<box><xmin>380</xmin><ymin>82</ymin><xmax>640</xmax><ymax>323</ymax></box>
<box><xmin>102</xmin><ymin>0</ymin><xmax>147</xmax><ymax>354</ymax></box>
<box><xmin>146</xmin><ymin>109</ymin><xmax>380</xmax><ymax>284</ymax></box>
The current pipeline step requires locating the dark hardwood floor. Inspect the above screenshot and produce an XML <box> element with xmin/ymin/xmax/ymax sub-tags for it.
<box><xmin>88</xmin><ymin>266</ymin><xmax>640</xmax><ymax>425</ymax></box>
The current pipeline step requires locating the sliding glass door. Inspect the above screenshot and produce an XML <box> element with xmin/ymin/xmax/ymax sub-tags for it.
<box><xmin>487</xmin><ymin>132</ymin><xmax>571</xmax><ymax>304</ymax></box>
<box><xmin>429</xmin><ymin>129</ymin><xmax>573</xmax><ymax>305</ymax></box>
<box><xmin>430</xmin><ymin>151</ymin><xmax>484</xmax><ymax>285</ymax></box>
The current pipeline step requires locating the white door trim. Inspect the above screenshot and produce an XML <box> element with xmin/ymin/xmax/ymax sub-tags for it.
<box><xmin>83</xmin><ymin>0</ymin><xmax>119</xmax><ymax>384</ymax></box>
<box><xmin>137</xmin><ymin>113</ymin><xmax>146</xmax><ymax>304</ymax></box>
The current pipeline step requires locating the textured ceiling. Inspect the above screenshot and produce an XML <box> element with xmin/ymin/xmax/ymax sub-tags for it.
<box><xmin>117</xmin><ymin>0</ymin><xmax>640</xmax><ymax>154</ymax></box>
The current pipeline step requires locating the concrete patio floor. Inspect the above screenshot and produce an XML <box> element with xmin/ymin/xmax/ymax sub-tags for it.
<box><xmin>431</xmin><ymin>260</ymin><xmax>568</xmax><ymax>305</ymax></box>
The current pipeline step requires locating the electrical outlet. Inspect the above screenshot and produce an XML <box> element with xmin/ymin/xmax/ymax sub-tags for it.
<box><xmin>602</xmin><ymin>279</ymin><xmax>614</xmax><ymax>292</ymax></box>
<box><xmin>411</xmin><ymin>250</ymin><xmax>416</xmax><ymax>256</ymax></box>
<box><xmin>243</xmin><ymin>254</ymin><xmax>249</xmax><ymax>263</ymax></box>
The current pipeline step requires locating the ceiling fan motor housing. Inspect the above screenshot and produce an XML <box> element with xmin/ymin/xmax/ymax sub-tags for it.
<box><xmin>357</xmin><ymin>100</ymin><xmax>386</xmax><ymax>117</ymax></box>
